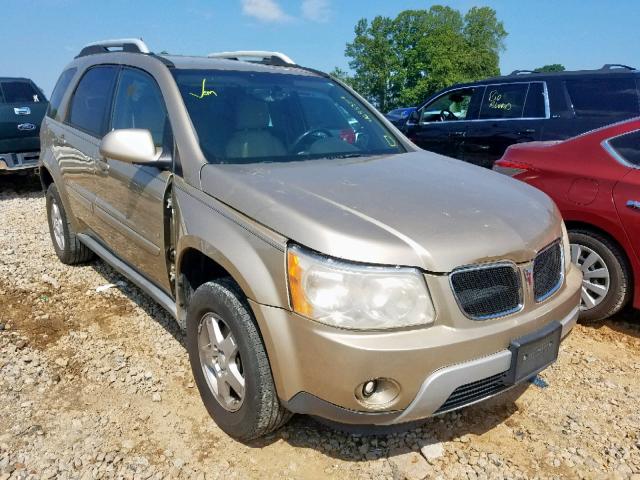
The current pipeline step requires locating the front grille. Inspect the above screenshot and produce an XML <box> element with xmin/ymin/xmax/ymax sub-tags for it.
<box><xmin>533</xmin><ymin>241</ymin><xmax>563</xmax><ymax>302</ymax></box>
<box><xmin>435</xmin><ymin>372</ymin><xmax>508</xmax><ymax>414</ymax></box>
<box><xmin>450</xmin><ymin>263</ymin><xmax>522</xmax><ymax>319</ymax></box>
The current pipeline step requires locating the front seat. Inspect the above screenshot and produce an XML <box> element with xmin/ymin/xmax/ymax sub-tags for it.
<box><xmin>225</xmin><ymin>97</ymin><xmax>287</xmax><ymax>159</ymax></box>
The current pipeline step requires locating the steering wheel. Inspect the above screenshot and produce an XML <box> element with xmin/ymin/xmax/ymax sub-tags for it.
<box><xmin>290</xmin><ymin>128</ymin><xmax>333</xmax><ymax>154</ymax></box>
<box><xmin>439</xmin><ymin>109</ymin><xmax>458</xmax><ymax>121</ymax></box>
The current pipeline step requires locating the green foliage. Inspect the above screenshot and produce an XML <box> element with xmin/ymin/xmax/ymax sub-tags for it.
<box><xmin>339</xmin><ymin>6</ymin><xmax>507</xmax><ymax>111</ymax></box>
<box><xmin>534</xmin><ymin>64</ymin><xmax>566</xmax><ymax>73</ymax></box>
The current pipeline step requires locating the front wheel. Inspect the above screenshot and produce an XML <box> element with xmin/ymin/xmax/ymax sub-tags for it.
<box><xmin>186</xmin><ymin>278</ymin><xmax>291</xmax><ymax>441</ymax></box>
<box><xmin>569</xmin><ymin>230</ymin><xmax>631</xmax><ymax>323</ymax></box>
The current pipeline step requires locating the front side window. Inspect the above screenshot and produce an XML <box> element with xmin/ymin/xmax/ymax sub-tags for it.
<box><xmin>565</xmin><ymin>78</ymin><xmax>639</xmax><ymax>119</ymax></box>
<box><xmin>172</xmin><ymin>69</ymin><xmax>404</xmax><ymax>164</ymax></box>
<box><xmin>479</xmin><ymin>83</ymin><xmax>528</xmax><ymax>120</ymax></box>
<box><xmin>47</xmin><ymin>68</ymin><xmax>77</xmax><ymax>120</ymax></box>
<box><xmin>420</xmin><ymin>88</ymin><xmax>475</xmax><ymax>123</ymax></box>
<box><xmin>111</xmin><ymin>68</ymin><xmax>168</xmax><ymax>147</ymax></box>
<box><xmin>608</xmin><ymin>130</ymin><xmax>640</xmax><ymax>166</ymax></box>
<box><xmin>68</xmin><ymin>66</ymin><xmax>119</xmax><ymax>137</ymax></box>
<box><xmin>0</xmin><ymin>81</ymin><xmax>43</xmax><ymax>104</ymax></box>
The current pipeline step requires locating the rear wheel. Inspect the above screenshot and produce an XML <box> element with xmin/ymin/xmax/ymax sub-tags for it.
<box><xmin>186</xmin><ymin>278</ymin><xmax>291</xmax><ymax>441</ymax></box>
<box><xmin>46</xmin><ymin>183</ymin><xmax>94</xmax><ymax>264</ymax></box>
<box><xmin>569</xmin><ymin>229</ymin><xmax>631</xmax><ymax>323</ymax></box>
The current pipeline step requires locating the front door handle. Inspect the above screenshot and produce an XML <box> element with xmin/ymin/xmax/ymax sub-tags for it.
<box><xmin>450</xmin><ymin>131</ymin><xmax>466</xmax><ymax>138</ymax></box>
<box><xmin>627</xmin><ymin>200</ymin><xmax>640</xmax><ymax>210</ymax></box>
<box><xmin>96</xmin><ymin>158</ymin><xmax>110</xmax><ymax>173</ymax></box>
<box><xmin>518</xmin><ymin>128</ymin><xmax>536</xmax><ymax>135</ymax></box>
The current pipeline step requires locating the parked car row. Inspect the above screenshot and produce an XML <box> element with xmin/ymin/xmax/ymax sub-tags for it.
<box><xmin>392</xmin><ymin>64</ymin><xmax>640</xmax><ymax>167</ymax></box>
<box><xmin>37</xmin><ymin>40</ymin><xmax>582</xmax><ymax>440</ymax></box>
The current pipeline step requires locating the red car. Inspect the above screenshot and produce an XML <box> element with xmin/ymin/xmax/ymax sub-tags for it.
<box><xmin>494</xmin><ymin>118</ymin><xmax>640</xmax><ymax>322</ymax></box>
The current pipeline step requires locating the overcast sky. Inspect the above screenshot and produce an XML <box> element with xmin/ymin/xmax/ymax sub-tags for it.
<box><xmin>1</xmin><ymin>0</ymin><xmax>638</xmax><ymax>95</ymax></box>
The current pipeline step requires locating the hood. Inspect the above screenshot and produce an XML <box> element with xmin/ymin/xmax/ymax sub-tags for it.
<box><xmin>200</xmin><ymin>151</ymin><xmax>562</xmax><ymax>272</ymax></box>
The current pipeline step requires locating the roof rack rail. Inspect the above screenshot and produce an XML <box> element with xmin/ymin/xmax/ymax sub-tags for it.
<box><xmin>601</xmin><ymin>63</ymin><xmax>636</xmax><ymax>71</ymax></box>
<box><xmin>509</xmin><ymin>69</ymin><xmax>536</xmax><ymax>75</ymax></box>
<box><xmin>77</xmin><ymin>38</ymin><xmax>150</xmax><ymax>58</ymax></box>
<box><xmin>208</xmin><ymin>50</ymin><xmax>296</xmax><ymax>66</ymax></box>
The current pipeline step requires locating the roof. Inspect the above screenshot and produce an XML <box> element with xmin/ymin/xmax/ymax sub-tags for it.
<box><xmin>0</xmin><ymin>77</ymin><xmax>33</xmax><ymax>82</ymax></box>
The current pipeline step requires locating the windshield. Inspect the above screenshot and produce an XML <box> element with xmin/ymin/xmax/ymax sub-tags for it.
<box><xmin>173</xmin><ymin>69</ymin><xmax>404</xmax><ymax>164</ymax></box>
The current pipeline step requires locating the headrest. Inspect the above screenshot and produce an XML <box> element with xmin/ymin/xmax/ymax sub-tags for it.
<box><xmin>235</xmin><ymin>97</ymin><xmax>270</xmax><ymax>130</ymax></box>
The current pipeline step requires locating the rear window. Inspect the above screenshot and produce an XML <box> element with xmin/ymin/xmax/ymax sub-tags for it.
<box><xmin>608</xmin><ymin>130</ymin><xmax>640</xmax><ymax>166</ymax></box>
<box><xmin>479</xmin><ymin>83</ymin><xmax>528</xmax><ymax>120</ymax></box>
<box><xmin>47</xmin><ymin>68</ymin><xmax>77</xmax><ymax>120</ymax></box>
<box><xmin>565</xmin><ymin>78</ymin><xmax>639</xmax><ymax>119</ymax></box>
<box><xmin>0</xmin><ymin>81</ymin><xmax>43</xmax><ymax>103</ymax></box>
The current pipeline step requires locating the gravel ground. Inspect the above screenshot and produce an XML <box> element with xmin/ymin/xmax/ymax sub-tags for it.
<box><xmin>1</xmin><ymin>175</ymin><xmax>639</xmax><ymax>480</ymax></box>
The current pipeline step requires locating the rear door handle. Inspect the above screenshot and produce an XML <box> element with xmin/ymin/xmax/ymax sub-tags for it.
<box><xmin>518</xmin><ymin>128</ymin><xmax>536</xmax><ymax>135</ymax></box>
<box><xmin>450</xmin><ymin>131</ymin><xmax>466</xmax><ymax>138</ymax></box>
<box><xmin>627</xmin><ymin>200</ymin><xmax>640</xmax><ymax>210</ymax></box>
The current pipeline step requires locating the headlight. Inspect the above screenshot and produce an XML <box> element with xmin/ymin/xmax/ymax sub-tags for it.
<box><xmin>561</xmin><ymin>222</ymin><xmax>571</xmax><ymax>272</ymax></box>
<box><xmin>287</xmin><ymin>244</ymin><xmax>435</xmax><ymax>330</ymax></box>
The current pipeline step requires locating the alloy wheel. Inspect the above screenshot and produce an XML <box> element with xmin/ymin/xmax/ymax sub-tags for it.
<box><xmin>570</xmin><ymin>243</ymin><xmax>610</xmax><ymax>311</ymax></box>
<box><xmin>51</xmin><ymin>201</ymin><xmax>65</xmax><ymax>251</ymax></box>
<box><xmin>197</xmin><ymin>312</ymin><xmax>245</xmax><ymax>412</ymax></box>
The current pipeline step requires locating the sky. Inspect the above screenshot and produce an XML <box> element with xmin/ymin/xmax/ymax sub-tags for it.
<box><xmin>1</xmin><ymin>0</ymin><xmax>638</xmax><ymax>96</ymax></box>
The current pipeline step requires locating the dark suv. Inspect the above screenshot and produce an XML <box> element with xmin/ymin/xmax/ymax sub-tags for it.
<box><xmin>404</xmin><ymin>65</ymin><xmax>640</xmax><ymax>168</ymax></box>
<box><xmin>0</xmin><ymin>77</ymin><xmax>47</xmax><ymax>173</ymax></box>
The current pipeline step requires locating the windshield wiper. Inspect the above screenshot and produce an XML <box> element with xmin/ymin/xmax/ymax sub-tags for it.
<box><xmin>323</xmin><ymin>153</ymin><xmax>365</xmax><ymax>160</ymax></box>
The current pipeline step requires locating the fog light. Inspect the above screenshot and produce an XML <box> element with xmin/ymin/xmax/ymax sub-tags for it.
<box><xmin>355</xmin><ymin>378</ymin><xmax>400</xmax><ymax>410</ymax></box>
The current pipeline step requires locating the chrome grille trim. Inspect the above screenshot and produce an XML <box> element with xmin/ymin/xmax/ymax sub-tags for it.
<box><xmin>449</xmin><ymin>261</ymin><xmax>524</xmax><ymax>321</ymax></box>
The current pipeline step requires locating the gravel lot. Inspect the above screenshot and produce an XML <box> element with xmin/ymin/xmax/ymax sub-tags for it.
<box><xmin>1</xmin><ymin>175</ymin><xmax>639</xmax><ymax>480</ymax></box>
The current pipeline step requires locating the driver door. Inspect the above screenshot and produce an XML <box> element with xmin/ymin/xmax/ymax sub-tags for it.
<box><xmin>406</xmin><ymin>86</ymin><xmax>480</xmax><ymax>159</ymax></box>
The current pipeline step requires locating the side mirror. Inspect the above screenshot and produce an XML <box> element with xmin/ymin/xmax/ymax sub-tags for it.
<box><xmin>99</xmin><ymin>129</ymin><xmax>157</xmax><ymax>165</ymax></box>
<box><xmin>409</xmin><ymin>110</ymin><xmax>420</xmax><ymax>123</ymax></box>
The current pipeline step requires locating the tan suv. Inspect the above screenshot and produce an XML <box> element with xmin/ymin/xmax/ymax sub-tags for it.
<box><xmin>40</xmin><ymin>39</ymin><xmax>582</xmax><ymax>440</ymax></box>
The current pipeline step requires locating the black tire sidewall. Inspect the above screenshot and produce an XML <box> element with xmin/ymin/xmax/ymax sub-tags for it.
<box><xmin>569</xmin><ymin>230</ymin><xmax>630</xmax><ymax>322</ymax></box>
<box><xmin>46</xmin><ymin>184</ymin><xmax>71</xmax><ymax>262</ymax></box>
<box><xmin>186</xmin><ymin>280</ymin><xmax>267</xmax><ymax>440</ymax></box>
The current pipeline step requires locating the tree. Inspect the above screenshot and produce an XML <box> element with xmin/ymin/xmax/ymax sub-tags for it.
<box><xmin>535</xmin><ymin>64</ymin><xmax>565</xmax><ymax>73</ymax></box>
<box><xmin>339</xmin><ymin>6</ymin><xmax>507</xmax><ymax>111</ymax></box>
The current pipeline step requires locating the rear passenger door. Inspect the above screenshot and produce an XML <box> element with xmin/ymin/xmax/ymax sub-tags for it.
<box><xmin>609</xmin><ymin>131</ymin><xmax>640</xmax><ymax>262</ymax></box>
<box><xmin>92</xmin><ymin>67</ymin><xmax>173</xmax><ymax>292</ymax></box>
<box><xmin>63</xmin><ymin>65</ymin><xmax>119</xmax><ymax>225</ymax></box>
<box><xmin>464</xmin><ymin>82</ymin><xmax>547</xmax><ymax>168</ymax></box>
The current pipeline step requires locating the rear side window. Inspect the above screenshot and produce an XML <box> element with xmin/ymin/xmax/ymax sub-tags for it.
<box><xmin>68</xmin><ymin>66</ymin><xmax>119</xmax><ymax>137</ymax></box>
<box><xmin>523</xmin><ymin>82</ymin><xmax>547</xmax><ymax>118</ymax></box>
<box><xmin>47</xmin><ymin>68</ymin><xmax>77</xmax><ymax>120</ymax></box>
<box><xmin>565</xmin><ymin>78</ymin><xmax>639</xmax><ymax>119</ymax></box>
<box><xmin>0</xmin><ymin>81</ymin><xmax>43</xmax><ymax>103</ymax></box>
<box><xmin>608</xmin><ymin>130</ymin><xmax>640</xmax><ymax>166</ymax></box>
<box><xmin>479</xmin><ymin>83</ymin><xmax>528</xmax><ymax>120</ymax></box>
<box><xmin>111</xmin><ymin>68</ymin><xmax>168</xmax><ymax>147</ymax></box>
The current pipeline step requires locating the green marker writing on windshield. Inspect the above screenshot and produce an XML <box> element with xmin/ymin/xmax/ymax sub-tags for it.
<box><xmin>190</xmin><ymin>78</ymin><xmax>218</xmax><ymax>99</ymax></box>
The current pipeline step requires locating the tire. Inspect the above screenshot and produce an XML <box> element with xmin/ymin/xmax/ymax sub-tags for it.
<box><xmin>186</xmin><ymin>278</ymin><xmax>291</xmax><ymax>441</ymax></box>
<box><xmin>46</xmin><ymin>183</ymin><xmax>94</xmax><ymax>265</ymax></box>
<box><xmin>569</xmin><ymin>229</ymin><xmax>631</xmax><ymax>323</ymax></box>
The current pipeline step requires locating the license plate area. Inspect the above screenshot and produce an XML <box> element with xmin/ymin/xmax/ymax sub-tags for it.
<box><xmin>504</xmin><ymin>321</ymin><xmax>562</xmax><ymax>385</ymax></box>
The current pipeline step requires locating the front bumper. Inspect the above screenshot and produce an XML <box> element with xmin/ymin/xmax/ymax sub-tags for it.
<box><xmin>250</xmin><ymin>263</ymin><xmax>581</xmax><ymax>425</ymax></box>
<box><xmin>0</xmin><ymin>151</ymin><xmax>39</xmax><ymax>172</ymax></box>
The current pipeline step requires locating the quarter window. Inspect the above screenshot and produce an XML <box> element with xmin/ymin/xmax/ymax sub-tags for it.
<box><xmin>47</xmin><ymin>68</ymin><xmax>77</xmax><ymax>120</ymax></box>
<box><xmin>111</xmin><ymin>68</ymin><xmax>168</xmax><ymax>147</ymax></box>
<box><xmin>420</xmin><ymin>88</ymin><xmax>476</xmax><ymax>123</ymax></box>
<box><xmin>479</xmin><ymin>83</ymin><xmax>528</xmax><ymax>120</ymax></box>
<box><xmin>68</xmin><ymin>66</ymin><xmax>119</xmax><ymax>137</ymax></box>
<box><xmin>608</xmin><ymin>130</ymin><xmax>640</xmax><ymax>166</ymax></box>
<box><xmin>565</xmin><ymin>78</ymin><xmax>639</xmax><ymax>119</ymax></box>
